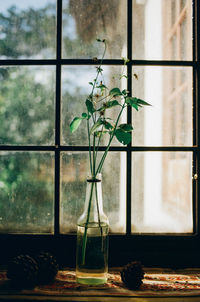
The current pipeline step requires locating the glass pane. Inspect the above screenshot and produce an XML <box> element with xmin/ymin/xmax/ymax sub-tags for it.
<box><xmin>132</xmin><ymin>152</ymin><xmax>193</xmax><ymax>233</ymax></box>
<box><xmin>60</xmin><ymin>152</ymin><xmax>126</xmax><ymax>234</ymax></box>
<box><xmin>62</xmin><ymin>65</ymin><xmax>127</xmax><ymax>146</ymax></box>
<box><xmin>0</xmin><ymin>66</ymin><xmax>56</xmax><ymax>145</ymax></box>
<box><xmin>132</xmin><ymin>66</ymin><xmax>192</xmax><ymax>146</ymax></box>
<box><xmin>132</xmin><ymin>0</ymin><xmax>192</xmax><ymax>60</ymax></box>
<box><xmin>62</xmin><ymin>0</ymin><xmax>127</xmax><ymax>59</ymax></box>
<box><xmin>0</xmin><ymin>0</ymin><xmax>56</xmax><ymax>59</ymax></box>
<box><xmin>0</xmin><ymin>151</ymin><xmax>54</xmax><ymax>233</ymax></box>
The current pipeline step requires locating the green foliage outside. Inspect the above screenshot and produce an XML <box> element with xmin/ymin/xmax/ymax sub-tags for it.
<box><xmin>0</xmin><ymin>3</ymin><xmax>80</xmax><ymax>233</ymax></box>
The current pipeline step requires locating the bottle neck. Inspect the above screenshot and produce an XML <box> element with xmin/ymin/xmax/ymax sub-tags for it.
<box><xmin>77</xmin><ymin>173</ymin><xmax>108</xmax><ymax>226</ymax></box>
<box><xmin>84</xmin><ymin>176</ymin><xmax>103</xmax><ymax>214</ymax></box>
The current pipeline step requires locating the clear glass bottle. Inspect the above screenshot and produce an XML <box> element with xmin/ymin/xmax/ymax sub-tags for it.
<box><xmin>76</xmin><ymin>173</ymin><xmax>109</xmax><ymax>285</ymax></box>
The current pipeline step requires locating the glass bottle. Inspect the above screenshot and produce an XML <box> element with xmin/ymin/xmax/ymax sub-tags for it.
<box><xmin>76</xmin><ymin>173</ymin><xmax>109</xmax><ymax>285</ymax></box>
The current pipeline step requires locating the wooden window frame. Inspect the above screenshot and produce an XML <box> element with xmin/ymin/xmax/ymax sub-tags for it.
<box><xmin>0</xmin><ymin>0</ymin><xmax>199</xmax><ymax>268</ymax></box>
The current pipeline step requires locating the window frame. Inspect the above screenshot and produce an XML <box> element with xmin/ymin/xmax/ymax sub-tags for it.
<box><xmin>0</xmin><ymin>0</ymin><xmax>199</xmax><ymax>268</ymax></box>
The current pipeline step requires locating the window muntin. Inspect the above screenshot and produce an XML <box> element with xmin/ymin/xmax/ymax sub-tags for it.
<box><xmin>0</xmin><ymin>0</ymin><xmax>197</xmax><ymax>266</ymax></box>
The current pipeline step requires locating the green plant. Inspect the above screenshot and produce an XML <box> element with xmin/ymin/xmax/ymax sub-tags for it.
<box><xmin>70</xmin><ymin>39</ymin><xmax>151</xmax><ymax>264</ymax></box>
<box><xmin>70</xmin><ymin>39</ymin><xmax>150</xmax><ymax>177</ymax></box>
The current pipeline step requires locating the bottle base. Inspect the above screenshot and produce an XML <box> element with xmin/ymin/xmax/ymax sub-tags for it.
<box><xmin>76</xmin><ymin>273</ymin><xmax>107</xmax><ymax>285</ymax></box>
<box><xmin>76</xmin><ymin>276</ymin><xmax>107</xmax><ymax>285</ymax></box>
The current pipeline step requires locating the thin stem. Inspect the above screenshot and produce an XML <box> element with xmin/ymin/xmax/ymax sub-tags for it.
<box><xmin>91</xmin><ymin>42</ymin><xmax>107</xmax><ymax>96</ymax></box>
<box><xmin>81</xmin><ymin>181</ymin><xmax>95</xmax><ymax>265</ymax></box>
<box><xmin>89</xmin><ymin>41</ymin><xmax>107</xmax><ymax>129</ymax></box>
<box><xmin>95</xmin><ymin>94</ymin><xmax>114</xmax><ymax>105</ymax></box>
<box><xmin>87</xmin><ymin>115</ymin><xmax>93</xmax><ymax>174</ymax></box>
<box><xmin>95</xmin><ymin>182</ymin><xmax>103</xmax><ymax>250</ymax></box>
<box><xmin>80</xmin><ymin>41</ymin><xmax>108</xmax><ymax>265</ymax></box>
<box><xmin>92</xmin><ymin>134</ymin><xmax>96</xmax><ymax>177</ymax></box>
<box><xmin>96</xmin><ymin>102</ymin><xmax>126</xmax><ymax>175</ymax></box>
<box><xmin>94</xmin><ymin>125</ymin><xmax>104</xmax><ymax>163</ymax></box>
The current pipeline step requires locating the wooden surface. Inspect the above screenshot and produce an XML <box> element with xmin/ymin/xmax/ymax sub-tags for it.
<box><xmin>1</xmin><ymin>268</ymin><xmax>200</xmax><ymax>302</ymax></box>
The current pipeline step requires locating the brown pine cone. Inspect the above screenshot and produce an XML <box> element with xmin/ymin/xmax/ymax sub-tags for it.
<box><xmin>121</xmin><ymin>261</ymin><xmax>144</xmax><ymax>290</ymax></box>
<box><xmin>7</xmin><ymin>254</ymin><xmax>39</xmax><ymax>289</ymax></box>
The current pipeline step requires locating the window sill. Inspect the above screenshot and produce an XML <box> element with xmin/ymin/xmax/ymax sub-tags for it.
<box><xmin>0</xmin><ymin>268</ymin><xmax>200</xmax><ymax>301</ymax></box>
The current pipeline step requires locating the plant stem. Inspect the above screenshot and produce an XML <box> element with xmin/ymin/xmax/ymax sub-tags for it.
<box><xmin>90</xmin><ymin>42</ymin><xmax>107</xmax><ymax>97</ymax></box>
<box><xmin>80</xmin><ymin>41</ymin><xmax>108</xmax><ymax>265</ymax></box>
<box><xmin>94</xmin><ymin>125</ymin><xmax>104</xmax><ymax>164</ymax></box>
<box><xmin>81</xmin><ymin>181</ymin><xmax>95</xmax><ymax>265</ymax></box>
<box><xmin>92</xmin><ymin>134</ymin><xmax>96</xmax><ymax>176</ymax></box>
<box><xmin>96</xmin><ymin>102</ymin><xmax>126</xmax><ymax>175</ymax></box>
<box><xmin>87</xmin><ymin>117</ymin><xmax>93</xmax><ymax>174</ymax></box>
<box><xmin>88</xmin><ymin>41</ymin><xmax>107</xmax><ymax>173</ymax></box>
<box><xmin>95</xmin><ymin>181</ymin><xmax>103</xmax><ymax>250</ymax></box>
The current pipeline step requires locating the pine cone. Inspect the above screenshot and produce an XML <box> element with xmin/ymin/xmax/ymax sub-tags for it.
<box><xmin>121</xmin><ymin>261</ymin><xmax>144</xmax><ymax>290</ymax></box>
<box><xmin>33</xmin><ymin>251</ymin><xmax>58</xmax><ymax>285</ymax></box>
<box><xmin>7</xmin><ymin>255</ymin><xmax>39</xmax><ymax>289</ymax></box>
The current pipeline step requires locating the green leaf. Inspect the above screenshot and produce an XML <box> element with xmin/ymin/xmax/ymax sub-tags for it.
<box><xmin>70</xmin><ymin>117</ymin><xmax>82</xmax><ymax>133</ymax></box>
<box><xmin>122</xmin><ymin>89</ymin><xmax>128</xmax><ymax>96</ymax></box>
<box><xmin>109</xmin><ymin>87</ymin><xmax>123</xmax><ymax>97</ymax></box>
<box><xmin>122</xmin><ymin>57</ymin><xmax>130</xmax><ymax>64</ymax></box>
<box><xmin>134</xmin><ymin>97</ymin><xmax>151</xmax><ymax>106</ymax></box>
<box><xmin>81</xmin><ymin>112</ymin><xmax>88</xmax><ymax>119</ymax></box>
<box><xmin>125</xmin><ymin>96</ymin><xmax>151</xmax><ymax>108</ymax></box>
<box><xmin>89</xmin><ymin>82</ymin><xmax>93</xmax><ymax>86</ymax></box>
<box><xmin>97</xmin><ymin>100</ymin><xmax>120</xmax><ymax>112</ymax></box>
<box><xmin>125</xmin><ymin>97</ymin><xmax>139</xmax><ymax>111</ymax></box>
<box><xmin>85</xmin><ymin>98</ymin><xmax>95</xmax><ymax>114</ymax></box>
<box><xmin>107</xmin><ymin>100</ymin><xmax>120</xmax><ymax>108</ymax></box>
<box><xmin>96</xmin><ymin>83</ymin><xmax>107</xmax><ymax>90</ymax></box>
<box><xmin>115</xmin><ymin>129</ymin><xmax>131</xmax><ymax>145</ymax></box>
<box><xmin>120</xmin><ymin>74</ymin><xmax>128</xmax><ymax>79</ymax></box>
<box><xmin>132</xmin><ymin>103</ymin><xmax>139</xmax><ymax>110</ymax></box>
<box><xmin>96</xmin><ymin>66</ymin><xmax>103</xmax><ymax>73</ymax></box>
<box><xmin>119</xmin><ymin>123</ymin><xmax>133</xmax><ymax>132</ymax></box>
<box><xmin>90</xmin><ymin>119</ymin><xmax>103</xmax><ymax>134</ymax></box>
<box><xmin>102</xmin><ymin>120</ymin><xmax>113</xmax><ymax>130</ymax></box>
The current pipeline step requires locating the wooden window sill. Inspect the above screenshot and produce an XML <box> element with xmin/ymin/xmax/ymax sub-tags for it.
<box><xmin>0</xmin><ymin>268</ymin><xmax>200</xmax><ymax>301</ymax></box>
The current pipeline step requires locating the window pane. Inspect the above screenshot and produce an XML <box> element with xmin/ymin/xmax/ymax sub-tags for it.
<box><xmin>0</xmin><ymin>152</ymin><xmax>54</xmax><ymax>233</ymax></box>
<box><xmin>60</xmin><ymin>152</ymin><xmax>126</xmax><ymax>234</ymax></box>
<box><xmin>132</xmin><ymin>0</ymin><xmax>192</xmax><ymax>60</ymax></box>
<box><xmin>0</xmin><ymin>66</ymin><xmax>55</xmax><ymax>145</ymax></box>
<box><xmin>0</xmin><ymin>0</ymin><xmax>56</xmax><ymax>59</ymax></box>
<box><xmin>132</xmin><ymin>152</ymin><xmax>193</xmax><ymax>233</ymax></box>
<box><xmin>132</xmin><ymin>66</ymin><xmax>192</xmax><ymax>146</ymax></box>
<box><xmin>62</xmin><ymin>65</ymin><xmax>127</xmax><ymax>146</ymax></box>
<box><xmin>62</xmin><ymin>0</ymin><xmax>127</xmax><ymax>59</ymax></box>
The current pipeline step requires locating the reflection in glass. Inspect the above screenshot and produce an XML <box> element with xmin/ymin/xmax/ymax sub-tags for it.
<box><xmin>62</xmin><ymin>0</ymin><xmax>127</xmax><ymax>59</ymax></box>
<box><xmin>0</xmin><ymin>66</ymin><xmax>56</xmax><ymax>145</ymax></box>
<box><xmin>0</xmin><ymin>0</ymin><xmax>56</xmax><ymax>59</ymax></box>
<box><xmin>60</xmin><ymin>152</ymin><xmax>126</xmax><ymax>234</ymax></box>
<box><xmin>132</xmin><ymin>0</ymin><xmax>192</xmax><ymax>60</ymax></box>
<box><xmin>0</xmin><ymin>152</ymin><xmax>54</xmax><ymax>233</ymax></box>
<box><xmin>132</xmin><ymin>66</ymin><xmax>192</xmax><ymax>146</ymax></box>
<box><xmin>132</xmin><ymin>152</ymin><xmax>193</xmax><ymax>233</ymax></box>
<box><xmin>61</xmin><ymin>65</ymin><xmax>127</xmax><ymax>146</ymax></box>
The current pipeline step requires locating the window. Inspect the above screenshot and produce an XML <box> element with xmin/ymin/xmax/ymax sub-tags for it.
<box><xmin>0</xmin><ymin>0</ymin><xmax>199</xmax><ymax>267</ymax></box>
